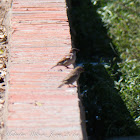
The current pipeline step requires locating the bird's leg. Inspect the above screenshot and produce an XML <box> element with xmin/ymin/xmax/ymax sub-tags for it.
<box><xmin>68</xmin><ymin>84</ymin><xmax>71</xmax><ymax>87</ymax></box>
<box><xmin>72</xmin><ymin>84</ymin><xmax>77</xmax><ymax>87</ymax></box>
<box><xmin>58</xmin><ymin>69</ymin><xmax>63</xmax><ymax>72</ymax></box>
<box><xmin>65</xmin><ymin>66</ymin><xmax>74</xmax><ymax>69</ymax></box>
<box><xmin>65</xmin><ymin>66</ymin><xmax>70</xmax><ymax>69</ymax></box>
<box><xmin>68</xmin><ymin>84</ymin><xmax>77</xmax><ymax>88</ymax></box>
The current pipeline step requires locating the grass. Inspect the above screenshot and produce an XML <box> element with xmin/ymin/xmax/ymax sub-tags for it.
<box><xmin>66</xmin><ymin>0</ymin><xmax>140</xmax><ymax>138</ymax></box>
<box><xmin>96</xmin><ymin>0</ymin><xmax>140</xmax><ymax>126</ymax></box>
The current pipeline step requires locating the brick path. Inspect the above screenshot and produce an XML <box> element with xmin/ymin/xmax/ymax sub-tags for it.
<box><xmin>5</xmin><ymin>0</ymin><xmax>87</xmax><ymax>139</ymax></box>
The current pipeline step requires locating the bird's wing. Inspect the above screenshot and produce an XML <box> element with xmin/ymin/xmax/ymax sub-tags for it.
<box><xmin>63</xmin><ymin>72</ymin><xmax>79</xmax><ymax>82</ymax></box>
<box><xmin>51</xmin><ymin>54</ymin><xmax>72</xmax><ymax>69</ymax></box>
<box><xmin>58</xmin><ymin>53</ymin><xmax>72</xmax><ymax>64</ymax></box>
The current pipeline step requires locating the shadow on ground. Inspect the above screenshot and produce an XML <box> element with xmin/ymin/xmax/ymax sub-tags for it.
<box><xmin>66</xmin><ymin>0</ymin><xmax>140</xmax><ymax>139</ymax></box>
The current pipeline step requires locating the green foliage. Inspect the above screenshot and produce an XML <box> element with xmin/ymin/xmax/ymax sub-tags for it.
<box><xmin>115</xmin><ymin>60</ymin><xmax>140</xmax><ymax>119</ymax></box>
<box><xmin>97</xmin><ymin>0</ymin><xmax>140</xmax><ymax>60</ymax></box>
<box><xmin>80</xmin><ymin>64</ymin><xmax>138</xmax><ymax>137</ymax></box>
<box><xmin>96</xmin><ymin>0</ymin><xmax>140</xmax><ymax>127</ymax></box>
<box><xmin>67</xmin><ymin>0</ymin><xmax>140</xmax><ymax>137</ymax></box>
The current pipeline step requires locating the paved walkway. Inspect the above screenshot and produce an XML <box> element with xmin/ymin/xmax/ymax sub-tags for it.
<box><xmin>5</xmin><ymin>0</ymin><xmax>86</xmax><ymax>139</ymax></box>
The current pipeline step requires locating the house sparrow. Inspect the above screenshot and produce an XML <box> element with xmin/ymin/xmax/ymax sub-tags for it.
<box><xmin>51</xmin><ymin>48</ymin><xmax>79</xmax><ymax>69</ymax></box>
<box><xmin>58</xmin><ymin>66</ymin><xmax>84</xmax><ymax>88</ymax></box>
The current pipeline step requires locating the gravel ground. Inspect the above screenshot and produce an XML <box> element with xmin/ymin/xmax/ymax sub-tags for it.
<box><xmin>0</xmin><ymin>0</ymin><xmax>10</xmax><ymax>139</ymax></box>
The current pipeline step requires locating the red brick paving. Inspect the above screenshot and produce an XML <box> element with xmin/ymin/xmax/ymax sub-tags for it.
<box><xmin>5</xmin><ymin>0</ymin><xmax>87</xmax><ymax>139</ymax></box>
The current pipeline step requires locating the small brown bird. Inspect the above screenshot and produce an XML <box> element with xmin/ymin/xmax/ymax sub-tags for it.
<box><xmin>51</xmin><ymin>48</ymin><xmax>79</xmax><ymax>69</ymax></box>
<box><xmin>58</xmin><ymin>66</ymin><xmax>84</xmax><ymax>88</ymax></box>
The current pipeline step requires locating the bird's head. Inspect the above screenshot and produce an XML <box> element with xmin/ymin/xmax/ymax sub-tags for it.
<box><xmin>70</xmin><ymin>48</ymin><xmax>80</xmax><ymax>53</ymax></box>
<box><xmin>75</xmin><ymin>66</ymin><xmax>84</xmax><ymax>73</ymax></box>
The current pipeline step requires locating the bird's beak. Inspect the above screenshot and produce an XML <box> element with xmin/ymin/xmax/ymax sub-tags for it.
<box><xmin>76</xmin><ymin>48</ymin><xmax>80</xmax><ymax>52</ymax></box>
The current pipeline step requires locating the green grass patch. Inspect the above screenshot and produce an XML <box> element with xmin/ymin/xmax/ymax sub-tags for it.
<box><xmin>66</xmin><ymin>0</ymin><xmax>140</xmax><ymax>137</ymax></box>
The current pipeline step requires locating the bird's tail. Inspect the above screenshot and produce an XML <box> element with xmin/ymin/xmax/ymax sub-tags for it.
<box><xmin>58</xmin><ymin>83</ymin><xmax>64</xmax><ymax>88</ymax></box>
<box><xmin>51</xmin><ymin>65</ymin><xmax>57</xmax><ymax>69</ymax></box>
